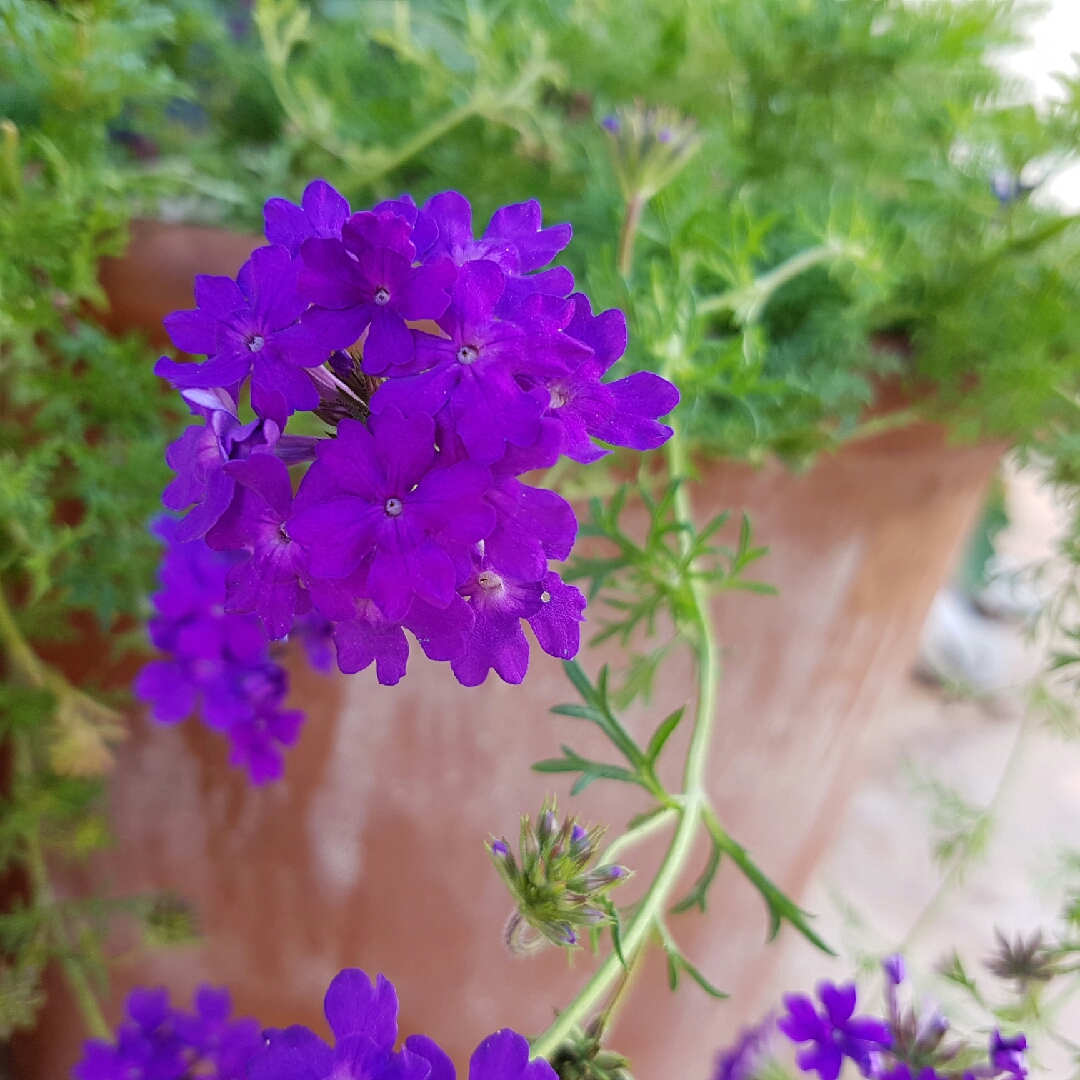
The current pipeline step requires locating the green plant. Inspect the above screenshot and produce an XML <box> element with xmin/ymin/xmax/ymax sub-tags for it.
<box><xmin>0</xmin><ymin>0</ymin><xmax>188</xmax><ymax>1036</ymax></box>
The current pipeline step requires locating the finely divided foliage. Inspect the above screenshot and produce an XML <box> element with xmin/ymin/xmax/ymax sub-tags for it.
<box><xmin>138</xmin><ymin>181</ymin><xmax>679</xmax><ymax>781</ymax></box>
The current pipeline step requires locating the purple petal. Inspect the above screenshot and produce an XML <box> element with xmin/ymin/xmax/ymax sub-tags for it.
<box><xmin>289</xmin><ymin>498</ymin><xmax>384</xmax><ymax>579</ymax></box>
<box><xmin>818</xmin><ymin>982</ymin><xmax>857</xmax><ymax>1026</ymax></box>
<box><xmin>526</xmin><ymin>573</ymin><xmax>586</xmax><ymax>659</ymax></box>
<box><xmin>368</xmin><ymin>408</ymin><xmax>436</xmax><ymax>493</ymax></box>
<box><xmin>324</xmin><ymin>969</ymin><xmax>399</xmax><ymax>1050</ymax></box>
<box><xmin>363</xmin><ymin>306</ymin><xmax>415</xmax><ymax>374</ymax></box>
<box><xmin>396</xmin><ymin>257</ymin><xmax>457</xmax><ymax>321</ymax></box>
<box><xmin>245</xmin><ymin>244</ymin><xmax>306</xmax><ymax>328</ymax></box>
<box><xmin>403</xmin><ymin>594</ymin><xmax>474</xmax><ymax>662</ymax></box>
<box><xmin>592</xmin><ymin>372</ymin><xmax>679</xmax><ymax>451</ymax></box>
<box><xmin>155</xmin><ymin>352</ymin><xmax>253</xmax><ymax>391</ymax></box>
<box><xmin>409</xmin><ymin>461</ymin><xmax>494</xmax><ymax>546</ymax></box>
<box><xmin>299</xmin><ymin>238</ymin><xmax>370</xmax><ymax>309</ymax></box>
<box><xmin>484</xmin><ymin>201</ymin><xmax>572</xmax><ymax>272</ymax></box>
<box><xmin>334</xmin><ymin>607</ymin><xmax>410</xmax><ymax>685</ymax></box>
<box><xmin>451</xmin><ymin>367</ymin><xmax>542</xmax><ymax>465</ymax></box>
<box><xmin>248</xmin><ymin>1026</ymin><xmax>335</xmax><ymax>1080</ymax></box>
<box><xmin>195</xmin><ymin>274</ymin><xmax>246</xmax><ymax>318</ymax></box>
<box><xmin>164</xmin><ymin>308</ymin><xmax>220</xmax><ymax>355</ymax></box>
<box><xmin>405</xmin><ymin>1036</ymin><xmax>456</xmax><ymax>1080</ymax></box>
<box><xmin>224</xmin><ymin>452</ymin><xmax>293</xmax><ymax>519</ymax></box>
<box><xmin>134</xmin><ymin>660</ymin><xmax>195</xmax><ymax>723</ymax></box>
<box><xmin>368</xmin><ymin>527</ymin><xmax>456</xmax><ymax>621</ymax></box>
<box><xmin>469</xmin><ymin>1030</ymin><xmax>556</xmax><ymax>1080</ymax></box>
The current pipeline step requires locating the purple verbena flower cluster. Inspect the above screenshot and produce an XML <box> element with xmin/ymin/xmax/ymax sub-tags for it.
<box><xmin>73</xmin><ymin>984</ymin><xmax>261</xmax><ymax>1080</ymax></box>
<box><xmin>150</xmin><ymin>180</ymin><xmax>678</xmax><ymax>719</ymax></box>
<box><xmin>77</xmin><ymin>969</ymin><xmax>556</xmax><ymax>1080</ymax></box>
<box><xmin>777</xmin><ymin>958</ymin><xmax>1029</xmax><ymax>1080</ymax></box>
<box><xmin>134</xmin><ymin>518</ymin><xmax>304</xmax><ymax>784</ymax></box>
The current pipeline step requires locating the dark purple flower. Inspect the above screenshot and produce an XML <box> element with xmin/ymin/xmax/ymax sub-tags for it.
<box><xmin>74</xmin><ymin>985</ymin><xmax>261</xmax><ymax>1080</ymax></box>
<box><xmin>207</xmin><ymin>453</ymin><xmax>310</xmax><ymax>639</ymax></box>
<box><xmin>533</xmin><ymin>294</ymin><xmax>679</xmax><ymax>463</ymax></box>
<box><xmin>778</xmin><ymin>982</ymin><xmax>892</xmax><ymax>1080</ymax></box>
<box><xmin>224</xmin><ymin>662</ymin><xmax>305</xmax><ymax>784</ymax></box>
<box><xmin>713</xmin><ymin>1016</ymin><xmax>775</xmax><ymax>1080</ymax></box>
<box><xmin>249</xmin><ymin>969</ymin><xmax>432</xmax><ymax>1080</ymax></box>
<box><xmin>989</xmin><ymin>1031</ymin><xmax>1027</xmax><ymax>1079</ymax></box>
<box><xmin>298</xmin><ymin>213</ymin><xmax>457</xmax><ymax>374</ymax></box>
<box><xmin>421</xmin><ymin>193</ymin><xmax>574</xmax><ymax>314</ymax></box>
<box><xmin>453</xmin><ymin>555</ymin><xmax>543</xmax><ymax>685</ymax></box>
<box><xmin>371</xmin><ymin>261</ymin><xmax>589</xmax><ymax>464</ymax></box>
<box><xmin>288</xmin><ymin>410</ymin><xmax>494</xmax><ymax>621</ymax></box>
<box><xmin>172</xmin><ymin>985</ymin><xmax>264</xmax><ymax>1080</ymax></box>
<box><xmin>156</xmin><ymin>245</ymin><xmax>327</xmax><ymax>417</ymax></box>
<box><xmin>468</xmin><ymin>1029</ymin><xmax>557</xmax><ymax>1080</ymax></box>
<box><xmin>134</xmin><ymin>520</ymin><xmax>305</xmax><ymax>784</ymax></box>
<box><xmin>264</xmin><ymin>179</ymin><xmax>351</xmax><ymax>255</ymax></box>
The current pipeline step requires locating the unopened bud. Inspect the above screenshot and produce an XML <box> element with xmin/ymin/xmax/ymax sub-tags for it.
<box><xmin>538</xmin><ymin>808</ymin><xmax>557</xmax><ymax>847</ymax></box>
<box><xmin>883</xmin><ymin>954</ymin><xmax>906</xmax><ymax>987</ymax></box>
<box><xmin>571</xmin><ymin>865</ymin><xmax>629</xmax><ymax>893</ymax></box>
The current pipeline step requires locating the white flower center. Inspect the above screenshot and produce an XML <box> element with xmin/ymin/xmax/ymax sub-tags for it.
<box><xmin>385</xmin><ymin>497</ymin><xmax>404</xmax><ymax>517</ymax></box>
<box><xmin>457</xmin><ymin>344</ymin><xmax>479</xmax><ymax>365</ymax></box>
<box><xmin>477</xmin><ymin>570</ymin><xmax>503</xmax><ymax>590</ymax></box>
<box><xmin>541</xmin><ymin>591</ymin><xmax>551</xmax><ymax>602</ymax></box>
<box><xmin>248</xmin><ymin>334</ymin><xmax>265</xmax><ymax>352</ymax></box>
<box><xmin>374</xmin><ymin>287</ymin><xmax>391</xmax><ymax>305</ymax></box>
<box><xmin>548</xmin><ymin>385</ymin><xmax>568</xmax><ymax>409</ymax></box>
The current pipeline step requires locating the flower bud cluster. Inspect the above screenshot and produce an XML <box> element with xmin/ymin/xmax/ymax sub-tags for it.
<box><xmin>141</xmin><ymin>181</ymin><xmax>679</xmax><ymax>780</ymax></box>
<box><xmin>489</xmin><ymin>800</ymin><xmax>630</xmax><ymax>951</ymax></box>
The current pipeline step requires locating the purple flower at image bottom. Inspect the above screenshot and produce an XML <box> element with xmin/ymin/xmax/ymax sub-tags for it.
<box><xmin>778</xmin><ymin>981</ymin><xmax>892</xmax><ymax>1080</ymax></box>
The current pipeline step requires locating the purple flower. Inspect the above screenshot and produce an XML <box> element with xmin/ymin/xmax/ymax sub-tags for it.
<box><xmin>208</xmin><ymin>453</ymin><xmax>310</xmax><ymax>639</ymax></box>
<box><xmin>989</xmin><ymin>1031</ymin><xmax>1027</xmax><ymax>1079</ymax></box>
<box><xmin>778</xmin><ymin>982</ymin><xmax>892</xmax><ymax>1080</ymax></box>
<box><xmin>713</xmin><ymin>1016</ymin><xmax>775</xmax><ymax>1080</ymax></box>
<box><xmin>420</xmin><ymin>192</ymin><xmax>574</xmax><ymax>313</ymax></box>
<box><xmin>288</xmin><ymin>409</ymin><xmax>494</xmax><ymax>621</ymax></box>
<box><xmin>452</xmin><ymin>557</ymin><xmax>585</xmax><ymax>686</ymax></box>
<box><xmin>468</xmin><ymin>1030</ymin><xmax>557</xmax><ymax>1080</ymax></box>
<box><xmin>298</xmin><ymin>210</ymin><xmax>457</xmax><ymax>374</ymax></box>
<box><xmin>264</xmin><ymin>179</ymin><xmax>351</xmax><ymax>255</ymax></box>
<box><xmin>134</xmin><ymin>520</ymin><xmax>305</xmax><ymax>784</ymax></box>
<box><xmin>249</xmin><ymin>969</ymin><xmax>433</xmax><ymax>1080</ymax></box>
<box><xmin>371</xmin><ymin>261</ymin><xmax>590</xmax><ymax>464</ymax></box>
<box><xmin>172</xmin><ymin>986</ymin><xmax>263</xmax><ymax>1080</ymax></box>
<box><xmin>162</xmin><ymin>387</ymin><xmax>320</xmax><ymax>545</ymax></box>
<box><xmin>156</xmin><ymin>245</ymin><xmax>327</xmax><ymax>418</ymax></box>
<box><xmin>883</xmin><ymin>955</ymin><xmax>906</xmax><ymax>987</ymax></box>
<box><xmin>534</xmin><ymin>294</ymin><xmax>680</xmax><ymax>463</ymax></box>
<box><xmin>74</xmin><ymin>985</ymin><xmax>261</xmax><ymax>1080</ymax></box>
<box><xmin>224</xmin><ymin>662</ymin><xmax>305</xmax><ymax>784</ymax></box>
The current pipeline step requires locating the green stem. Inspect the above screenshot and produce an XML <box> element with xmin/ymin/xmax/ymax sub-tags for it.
<box><xmin>617</xmin><ymin>196</ymin><xmax>645</xmax><ymax>279</ymax></box>
<box><xmin>899</xmin><ymin>704</ymin><xmax>1034</xmax><ymax>951</ymax></box>
<box><xmin>1</xmin><ymin>590</ymin><xmax>110</xmax><ymax>1039</ymax></box>
<box><xmin>529</xmin><ymin>415</ymin><xmax>719</xmax><ymax>1060</ymax></box>
<box><xmin>599</xmin><ymin>807</ymin><xmax>676</xmax><ymax>866</ymax></box>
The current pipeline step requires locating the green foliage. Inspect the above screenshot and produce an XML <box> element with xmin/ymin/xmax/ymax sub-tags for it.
<box><xmin>0</xmin><ymin>0</ymin><xmax>187</xmax><ymax>1035</ymax></box>
<box><xmin>136</xmin><ymin>0</ymin><xmax>1080</xmax><ymax>472</ymax></box>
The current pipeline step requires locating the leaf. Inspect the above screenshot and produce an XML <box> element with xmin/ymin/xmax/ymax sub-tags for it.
<box><xmin>555</xmin><ymin>662</ymin><xmax>646</xmax><ymax>771</ymax></box>
<box><xmin>645</xmin><ymin>706</ymin><xmax>685</xmax><ymax>765</ymax></box>
<box><xmin>602</xmin><ymin>897</ymin><xmax>627</xmax><ymax>969</ymax></box>
<box><xmin>704</xmin><ymin>809</ymin><xmax>834</xmax><ymax>954</ymax></box>
<box><xmin>532</xmin><ymin>746</ymin><xmax>644</xmax><ymax>795</ymax></box>
<box><xmin>670</xmin><ymin>829</ymin><xmax>721</xmax><ymax>914</ymax></box>
<box><xmin>657</xmin><ymin>922</ymin><xmax>728</xmax><ymax>998</ymax></box>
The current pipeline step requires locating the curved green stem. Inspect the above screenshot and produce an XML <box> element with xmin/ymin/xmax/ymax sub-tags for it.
<box><xmin>529</xmin><ymin>416</ymin><xmax>719</xmax><ymax>1060</ymax></box>
<box><xmin>1</xmin><ymin>589</ymin><xmax>110</xmax><ymax>1039</ymax></box>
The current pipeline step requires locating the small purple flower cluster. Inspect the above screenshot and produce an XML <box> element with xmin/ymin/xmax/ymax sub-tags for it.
<box><xmin>76</xmin><ymin>969</ymin><xmax>556</xmax><ymax>1080</ymax></box>
<box><xmin>151</xmin><ymin>181</ymin><xmax>678</xmax><ymax>706</ymax></box>
<box><xmin>776</xmin><ymin>957</ymin><xmax>1029</xmax><ymax>1080</ymax></box>
<box><xmin>134</xmin><ymin>518</ymin><xmax>304</xmax><ymax>784</ymax></box>
<box><xmin>73</xmin><ymin>984</ymin><xmax>261</xmax><ymax>1080</ymax></box>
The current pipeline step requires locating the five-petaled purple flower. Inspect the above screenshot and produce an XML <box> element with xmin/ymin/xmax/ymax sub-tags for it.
<box><xmin>778</xmin><ymin>981</ymin><xmax>892</xmax><ymax>1080</ymax></box>
<box><xmin>148</xmin><ymin>181</ymin><xmax>679</xmax><ymax>778</ymax></box>
<box><xmin>156</xmin><ymin>245</ymin><xmax>326</xmax><ymax>419</ymax></box>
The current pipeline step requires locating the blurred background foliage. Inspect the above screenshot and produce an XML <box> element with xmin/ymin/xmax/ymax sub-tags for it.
<box><xmin>3</xmin><ymin>0</ymin><xmax>1080</xmax><ymax>1041</ymax></box>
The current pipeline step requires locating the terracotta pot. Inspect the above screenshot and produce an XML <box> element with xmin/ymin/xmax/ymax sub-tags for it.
<box><xmin>20</xmin><ymin>224</ymin><xmax>1003</xmax><ymax>1080</ymax></box>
